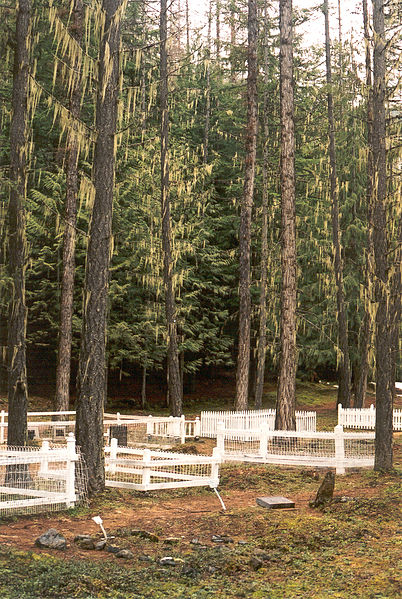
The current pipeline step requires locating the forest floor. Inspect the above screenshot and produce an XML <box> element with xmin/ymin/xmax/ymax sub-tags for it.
<box><xmin>0</xmin><ymin>381</ymin><xmax>401</xmax><ymax>598</ymax></box>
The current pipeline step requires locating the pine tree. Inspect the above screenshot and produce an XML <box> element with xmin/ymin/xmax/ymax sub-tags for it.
<box><xmin>372</xmin><ymin>0</ymin><xmax>393</xmax><ymax>471</ymax></box>
<box><xmin>275</xmin><ymin>0</ymin><xmax>296</xmax><ymax>430</ymax></box>
<box><xmin>235</xmin><ymin>0</ymin><xmax>257</xmax><ymax>410</ymax></box>
<box><xmin>160</xmin><ymin>0</ymin><xmax>182</xmax><ymax>415</ymax></box>
<box><xmin>323</xmin><ymin>0</ymin><xmax>351</xmax><ymax>408</ymax></box>
<box><xmin>76</xmin><ymin>0</ymin><xmax>124</xmax><ymax>494</ymax></box>
<box><xmin>7</xmin><ymin>0</ymin><xmax>31</xmax><ymax>446</ymax></box>
<box><xmin>55</xmin><ymin>0</ymin><xmax>84</xmax><ymax>412</ymax></box>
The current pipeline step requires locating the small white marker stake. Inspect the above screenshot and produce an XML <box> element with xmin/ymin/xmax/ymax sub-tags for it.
<box><xmin>92</xmin><ymin>516</ymin><xmax>108</xmax><ymax>540</ymax></box>
<box><xmin>213</xmin><ymin>487</ymin><xmax>227</xmax><ymax>511</ymax></box>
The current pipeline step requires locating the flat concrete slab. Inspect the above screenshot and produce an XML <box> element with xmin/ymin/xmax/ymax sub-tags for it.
<box><xmin>256</xmin><ymin>496</ymin><xmax>295</xmax><ymax>509</ymax></box>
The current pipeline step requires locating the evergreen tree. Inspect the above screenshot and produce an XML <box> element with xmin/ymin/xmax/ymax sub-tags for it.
<box><xmin>235</xmin><ymin>0</ymin><xmax>257</xmax><ymax>410</ymax></box>
<box><xmin>76</xmin><ymin>0</ymin><xmax>125</xmax><ymax>494</ymax></box>
<box><xmin>275</xmin><ymin>0</ymin><xmax>296</xmax><ymax>430</ymax></box>
<box><xmin>7</xmin><ymin>0</ymin><xmax>31</xmax><ymax>446</ymax></box>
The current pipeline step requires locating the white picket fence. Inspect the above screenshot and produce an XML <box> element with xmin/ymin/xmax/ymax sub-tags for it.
<box><xmin>338</xmin><ymin>404</ymin><xmax>402</xmax><ymax>431</ymax></box>
<box><xmin>200</xmin><ymin>409</ymin><xmax>317</xmax><ymax>438</ymax></box>
<box><xmin>104</xmin><ymin>439</ymin><xmax>220</xmax><ymax>491</ymax></box>
<box><xmin>0</xmin><ymin>434</ymin><xmax>86</xmax><ymax>516</ymax></box>
<box><xmin>0</xmin><ymin>411</ymin><xmax>201</xmax><ymax>445</ymax></box>
<box><xmin>216</xmin><ymin>423</ymin><xmax>374</xmax><ymax>474</ymax></box>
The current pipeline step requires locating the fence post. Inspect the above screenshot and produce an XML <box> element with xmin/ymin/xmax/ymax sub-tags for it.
<box><xmin>334</xmin><ymin>425</ymin><xmax>345</xmax><ymax>474</ymax></box>
<box><xmin>338</xmin><ymin>403</ymin><xmax>343</xmax><ymax>427</ymax></box>
<box><xmin>0</xmin><ymin>410</ymin><xmax>5</xmax><ymax>444</ymax></box>
<box><xmin>142</xmin><ymin>449</ymin><xmax>151</xmax><ymax>490</ymax></box>
<box><xmin>65</xmin><ymin>433</ymin><xmax>77</xmax><ymax>507</ymax></box>
<box><xmin>194</xmin><ymin>416</ymin><xmax>200</xmax><ymax>439</ymax></box>
<box><xmin>216</xmin><ymin>421</ymin><xmax>225</xmax><ymax>455</ymax></box>
<box><xmin>259</xmin><ymin>426</ymin><xmax>268</xmax><ymax>458</ymax></box>
<box><xmin>39</xmin><ymin>440</ymin><xmax>50</xmax><ymax>476</ymax></box>
<box><xmin>116</xmin><ymin>412</ymin><xmax>121</xmax><ymax>424</ymax></box>
<box><xmin>146</xmin><ymin>415</ymin><xmax>153</xmax><ymax>436</ymax></box>
<box><xmin>180</xmin><ymin>415</ymin><xmax>186</xmax><ymax>444</ymax></box>
<box><xmin>211</xmin><ymin>446</ymin><xmax>221</xmax><ymax>487</ymax></box>
<box><xmin>109</xmin><ymin>437</ymin><xmax>118</xmax><ymax>475</ymax></box>
<box><xmin>370</xmin><ymin>404</ymin><xmax>375</xmax><ymax>429</ymax></box>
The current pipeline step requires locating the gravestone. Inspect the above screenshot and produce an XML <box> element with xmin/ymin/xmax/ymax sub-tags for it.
<box><xmin>256</xmin><ymin>496</ymin><xmax>295</xmax><ymax>509</ymax></box>
<box><xmin>109</xmin><ymin>425</ymin><xmax>128</xmax><ymax>446</ymax></box>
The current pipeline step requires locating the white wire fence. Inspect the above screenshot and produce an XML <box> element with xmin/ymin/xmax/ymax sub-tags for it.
<box><xmin>200</xmin><ymin>409</ymin><xmax>317</xmax><ymax>438</ymax></box>
<box><xmin>338</xmin><ymin>404</ymin><xmax>402</xmax><ymax>431</ymax></box>
<box><xmin>104</xmin><ymin>439</ymin><xmax>221</xmax><ymax>491</ymax></box>
<box><xmin>216</xmin><ymin>423</ymin><xmax>375</xmax><ymax>474</ymax></box>
<box><xmin>0</xmin><ymin>434</ymin><xmax>88</xmax><ymax>517</ymax></box>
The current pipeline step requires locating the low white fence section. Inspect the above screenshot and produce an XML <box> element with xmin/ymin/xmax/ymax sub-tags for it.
<box><xmin>0</xmin><ymin>410</ymin><xmax>76</xmax><ymax>444</ymax></box>
<box><xmin>338</xmin><ymin>404</ymin><xmax>402</xmax><ymax>431</ymax></box>
<box><xmin>104</xmin><ymin>414</ymin><xmax>201</xmax><ymax>445</ymax></box>
<box><xmin>200</xmin><ymin>409</ymin><xmax>316</xmax><ymax>438</ymax></box>
<box><xmin>216</xmin><ymin>423</ymin><xmax>374</xmax><ymax>474</ymax></box>
<box><xmin>0</xmin><ymin>411</ymin><xmax>201</xmax><ymax>445</ymax></box>
<box><xmin>104</xmin><ymin>439</ymin><xmax>220</xmax><ymax>491</ymax></box>
<box><xmin>0</xmin><ymin>434</ymin><xmax>87</xmax><ymax>516</ymax></box>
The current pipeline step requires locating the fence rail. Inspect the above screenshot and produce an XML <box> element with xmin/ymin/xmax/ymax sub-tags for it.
<box><xmin>216</xmin><ymin>423</ymin><xmax>374</xmax><ymax>474</ymax></box>
<box><xmin>0</xmin><ymin>434</ymin><xmax>87</xmax><ymax>516</ymax></box>
<box><xmin>104</xmin><ymin>439</ymin><xmax>220</xmax><ymax>491</ymax></box>
<box><xmin>200</xmin><ymin>409</ymin><xmax>316</xmax><ymax>438</ymax></box>
<box><xmin>338</xmin><ymin>404</ymin><xmax>402</xmax><ymax>431</ymax></box>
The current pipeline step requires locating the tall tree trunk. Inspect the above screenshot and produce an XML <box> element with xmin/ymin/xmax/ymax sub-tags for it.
<box><xmin>275</xmin><ymin>0</ymin><xmax>296</xmax><ymax>430</ymax></box>
<box><xmin>355</xmin><ymin>0</ymin><xmax>374</xmax><ymax>408</ymax></box>
<box><xmin>76</xmin><ymin>0</ymin><xmax>123</xmax><ymax>495</ymax></box>
<box><xmin>215</xmin><ymin>0</ymin><xmax>220</xmax><ymax>61</ymax></box>
<box><xmin>323</xmin><ymin>0</ymin><xmax>351</xmax><ymax>408</ymax></box>
<box><xmin>254</xmin><ymin>0</ymin><xmax>270</xmax><ymax>410</ymax></box>
<box><xmin>372</xmin><ymin>0</ymin><xmax>393</xmax><ymax>471</ymax></box>
<box><xmin>235</xmin><ymin>0</ymin><xmax>257</xmax><ymax>410</ymax></box>
<box><xmin>160</xmin><ymin>0</ymin><xmax>182</xmax><ymax>416</ymax></box>
<box><xmin>7</xmin><ymin>0</ymin><xmax>31</xmax><ymax>446</ymax></box>
<box><xmin>203</xmin><ymin>0</ymin><xmax>212</xmax><ymax>164</ymax></box>
<box><xmin>55</xmin><ymin>0</ymin><xmax>84</xmax><ymax>412</ymax></box>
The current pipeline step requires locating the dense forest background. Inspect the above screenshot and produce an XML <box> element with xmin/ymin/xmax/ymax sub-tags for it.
<box><xmin>0</xmin><ymin>0</ymin><xmax>400</xmax><ymax>407</ymax></box>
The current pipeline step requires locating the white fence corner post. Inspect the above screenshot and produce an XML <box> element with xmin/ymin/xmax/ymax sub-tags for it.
<box><xmin>116</xmin><ymin>412</ymin><xmax>121</xmax><ymax>424</ymax></box>
<box><xmin>180</xmin><ymin>415</ymin><xmax>186</xmax><ymax>444</ymax></box>
<box><xmin>146</xmin><ymin>415</ymin><xmax>153</xmax><ymax>436</ymax></box>
<box><xmin>194</xmin><ymin>416</ymin><xmax>200</xmax><ymax>439</ymax></box>
<box><xmin>65</xmin><ymin>433</ymin><xmax>77</xmax><ymax>507</ymax></box>
<box><xmin>0</xmin><ymin>410</ymin><xmax>5</xmax><ymax>444</ymax></box>
<box><xmin>259</xmin><ymin>426</ymin><xmax>268</xmax><ymax>458</ymax></box>
<box><xmin>211</xmin><ymin>446</ymin><xmax>221</xmax><ymax>487</ymax></box>
<box><xmin>334</xmin><ymin>425</ymin><xmax>345</xmax><ymax>475</ymax></box>
<box><xmin>216</xmin><ymin>421</ymin><xmax>225</xmax><ymax>455</ymax></box>
<box><xmin>109</xmin><ymin>437</ymin><xmax>118</xmax><ymax>475</ymax></box>
<box><xmin>142</xmin><ymin>448</ymin><xmax>151</xmax><ymax>490</ymax></box>
<box><xmin>338</xmin><ymin>403</ymin><xmax>342</xmax><ymax>426</ymax></box>
<box><xmin>39</xmin><ymin>440</ymin><xmax>50</xmax><ymax>476</ymax></box>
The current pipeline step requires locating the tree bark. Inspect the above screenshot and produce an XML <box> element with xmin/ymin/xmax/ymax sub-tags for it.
<box><xmin>254</xmin><ymin>0</ymin><xmax>270</xmax><ymax>410</ymax></box>
<box><xmin>372</xmin><ymin>0</ymin><xmax>393</xmax><ymax>471</ymax></box>
<box><xmin>323</xmin><ymin>0</ymin><xmax>351</xmax><ymax>408</ymax></box>
<box><xmin>160</xmin><ymin>0</ymin><xmax>182</xmax><ymax>416</ymax></box>
<box><xmin>55</xmin><ymin>0</ymin><xmax>84</xmax><ymax>412</ymax></box>
<box><xmin>76</xmin><ymin>0</ymin><xmax>123</xmax><ymax>494</ymax></box>
<box><xmin>7</xmin><ymin>0</ymin><xmax>31</xmax><ymax>447</ymax></box>
<box><xmin>355</xmin><ymin>0</ymin><xmax>374</xmax><ymax>408</ymax></box>
<box><xmin>203</xmin><ymin>0</ymin><xmax>212</xmax><ymax>165</ymax></box>
<box><xmin>275</xmin><ymin>0</ymin><xmax>296</xmax><ymax>430</ymax></box>
<box><xmin>235</xmin><ymin>0</ymin><xmax>257</xmax><ymax>410</ymax></box>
